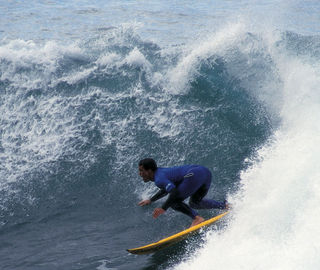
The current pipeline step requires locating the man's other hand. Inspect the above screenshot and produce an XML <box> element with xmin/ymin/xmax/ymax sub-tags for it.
<box><xmin>138</xmin><ymin>199</ymin><xmax>151</xmax><ymax>206</ymax></box>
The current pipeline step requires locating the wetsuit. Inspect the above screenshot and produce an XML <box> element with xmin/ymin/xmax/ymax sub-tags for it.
<box><xmin>150</xmin><ymin>165</ymin><xmax>226</xmax><ymax>219</ymax></box>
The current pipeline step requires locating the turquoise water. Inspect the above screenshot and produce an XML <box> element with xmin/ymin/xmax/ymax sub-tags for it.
<box><xmin>1</xmin><ymin>1</ymin><xmax>320</xmax><ymax>269</ymax></box>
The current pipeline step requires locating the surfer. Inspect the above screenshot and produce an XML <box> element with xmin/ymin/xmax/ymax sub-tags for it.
<box><xmin>138</xmin><ymin>158</ymin><xmax>229</xmax><ymax>227</ymax></box>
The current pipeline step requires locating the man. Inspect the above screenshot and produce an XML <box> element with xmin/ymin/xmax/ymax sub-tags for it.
<box><xmin>138</xmin><ymin>158</ymin><xmax>229</xmax><ymax>227</ymax></box>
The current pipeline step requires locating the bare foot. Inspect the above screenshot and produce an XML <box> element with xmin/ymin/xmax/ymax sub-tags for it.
<box><xmin>190</xmin><ymin>216</ymin><xmax>205</xmax><ymax>227</ymax></box>
<box><xmin>224</xmin><ymin>200</ymin><xmax>232</xmax><ymax>210</ymax></box>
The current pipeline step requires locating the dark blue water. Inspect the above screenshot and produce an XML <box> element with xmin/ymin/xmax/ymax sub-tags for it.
<box><xmin>1</xmin><ymin>1</ymin><xmax>320</xmax><ymax>270</ymax></box>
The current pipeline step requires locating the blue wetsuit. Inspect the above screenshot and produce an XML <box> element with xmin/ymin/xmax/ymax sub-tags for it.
<box><xmin>150</xmin><ymin>165</ymin><xmax>226</xmax><ymax>219</ymax></box>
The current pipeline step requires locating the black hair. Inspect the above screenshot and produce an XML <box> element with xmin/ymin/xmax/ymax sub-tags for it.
<box><xmin>139</xmin><ymin>158</ymin><xmax>157</xmax><ymax>171</ymax></box>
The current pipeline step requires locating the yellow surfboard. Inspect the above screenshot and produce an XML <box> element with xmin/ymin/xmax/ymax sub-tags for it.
<box><xmin>127</xmin><ymin>211</ymin><xmax>229</xmax><ymax>255</ymax></box>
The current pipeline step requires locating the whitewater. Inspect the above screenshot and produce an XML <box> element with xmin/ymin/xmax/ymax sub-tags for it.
<box><xmin>1</xmin><ymin>1</ymin><xmax>320</xmax><ymax>270</ymax></box>
<box><xmin>176</xmin><ymin>30</ymin><xmax>320</xmax><ymax>270</ymax></box>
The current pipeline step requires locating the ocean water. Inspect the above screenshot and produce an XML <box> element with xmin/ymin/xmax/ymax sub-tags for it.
<box><xmin>1</xmin><ymin>1</ymin><xmax>320</xmax><ymax>269</ymax></box>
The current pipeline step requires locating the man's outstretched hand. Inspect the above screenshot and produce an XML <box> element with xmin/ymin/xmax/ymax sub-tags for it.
<box><xmin>138</xmin><ymin>200</ymin><xmax>165</xmax><ymax>218</ymax></box>
<box><xmin>153</xmin><ymin>208</ymin><xmax>165</xmax><ymax>218</ymax></box>
<box><xmin>138</xmin><ymin>199</ymin><xmax>151</xmax><ymax>206</ymax></box>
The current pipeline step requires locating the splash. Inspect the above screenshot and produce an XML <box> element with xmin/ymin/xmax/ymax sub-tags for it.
<box><xmin>175</xmin><ymin>30</ymin><xmax>320</xmax><ymax>270</ymax></box>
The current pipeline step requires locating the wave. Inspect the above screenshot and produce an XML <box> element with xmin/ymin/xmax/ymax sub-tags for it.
<box><xmin>0</xmin><ymin>25</ymin><xmax>275</xmax><ymax>236</ymax></box>
<box><xmin>174</xmin><ymin>26</ymin><xmax>320</xmax><ymax>270</ymax></box>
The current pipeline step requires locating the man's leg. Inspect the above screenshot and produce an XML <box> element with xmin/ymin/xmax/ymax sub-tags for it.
<box><xmin>189</xmin><ymin>184</ymin><xmax>226</xmax><ymax>209</ymax></box>
<box><xmin>171</xmin><ymin>166</ymin><xmax>210</xmax><ymax>227</ymax></box>
<box><xmin>171</xmin><ymin>201</ymin><xmax>198</xmax><ymax>219</ymax></box>
<box><xmin>171</xmin><ymin>201</ymin><xmax>205</xmax><ymax>227</ymax></box>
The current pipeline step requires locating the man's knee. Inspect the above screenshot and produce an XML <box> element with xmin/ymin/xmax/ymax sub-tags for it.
<box><xmin>189</xmin><ymin>199</ymin><xmax>200</xmax><ymax>209</ymax></box>
<box><xmin>170</xmin><ymin>202</ymin><xmax>180</xmax><ymax>210</ymax></box>
<box><xmin>170</xmin><ymin>198</ymin><xmax>185</xmax><ymax>210</ymax></box>
<box><xmin>189</xmin><ymin>185</ymin><xmax>208</xmax><ymax>204</ymax></box>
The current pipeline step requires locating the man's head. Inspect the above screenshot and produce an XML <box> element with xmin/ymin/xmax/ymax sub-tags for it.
<box><xmin>138</xmin><ymin>158</ymin><xmax>157</xmax><ymax>182</ymax></box>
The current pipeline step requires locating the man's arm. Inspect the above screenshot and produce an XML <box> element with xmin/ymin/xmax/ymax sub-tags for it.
<box><xmin>161</xmin><ymin>188</ymin><xmax>180</xmax><ymax>211</ymax></box>
<box><xmin>150</xmin><ymin>189</ymin><xmax>168</xmax><ymax>202</ymax></box>
<box><xmin>138</xmin><ymin>189</ymin><xmax>168</xmax><ymax>206</ymax></box>
<box><xmin>152</xmin><ymin>189</ymin><xmax>180</xmax><ymax>218</ymax></box>
<box><xmin>152</xmin><ymin>174</ymin><xmax>177</xmax><ymax>217</ymax></box>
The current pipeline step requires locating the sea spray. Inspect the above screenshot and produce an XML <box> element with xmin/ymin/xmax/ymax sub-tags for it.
<box><xmin>175</xmin><ymin>29</ymin><xmax>320</xmax><ymax>270</ymax></box>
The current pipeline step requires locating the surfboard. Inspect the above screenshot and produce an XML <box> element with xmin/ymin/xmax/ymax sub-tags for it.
<box><xmin>127</xmin><ymin>211</ymin><xmax>229</xmax><ymax>255</ymax></box>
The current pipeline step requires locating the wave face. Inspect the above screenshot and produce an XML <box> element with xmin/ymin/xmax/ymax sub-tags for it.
<box><xmin>1</xmin><ymin>2</ymin><xmax>319</xmax><ymax>270</ymax></box>
<box><xmin>174</xmin><ymin>29</ymin><xmax>320</xmax><ymax>270</ymax></box>
<box><xmin>0</xmin><ymin>25</ymin><xmax>273</xmax><ymax>222</ymax></box>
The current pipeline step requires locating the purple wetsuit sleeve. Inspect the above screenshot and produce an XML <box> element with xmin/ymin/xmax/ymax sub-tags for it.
<box><xmin>155</xmin><ymin>170</ymin><xmax>176</xmax><ymax>192</ymax></box>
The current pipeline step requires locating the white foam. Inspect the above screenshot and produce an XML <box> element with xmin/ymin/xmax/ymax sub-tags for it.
<box><xmin>0</xmin><ymin>40</ymin><xmax>102</xmax><ymax>189</ymax></box>
<box><xmin>0</xmin><ymin>39</ymin><xmax>85</xmax><ymax>89</ymax></box>
<box><xmin>96</xmin><ymin>52</ymin><xmax>121</xmax><ymax>67</ymax></box>
<box><xmin>175</xmin><ymin>30</ymin><xmax>320</xmax><ymax>270</ymax></box>
<box><xmin>96</xmin><ymin>260</ymin><xmax>118</xmax><ymax>270</ymax></box>
<box><xmin>58</xmin><ymin>67</ymin><xmax>96</xmax><ymax>85</ymax></box>
<box><xmin>166</xmin><ymin>22</ymin><xmax>245</xmax><ymax>94</ymax></box>
<box><xmin>123</xmin><ymin>47</ymin><xmax>151</xmax><ymax>70</ymax></box>
<box><xmin>0</xmin><ymin>87</ymin><xmax>116</xmax><ymax>208</ymax></box>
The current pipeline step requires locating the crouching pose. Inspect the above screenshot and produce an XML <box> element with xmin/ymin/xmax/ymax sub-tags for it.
<box><xmin>138</xmin><ymin>158</ymin><xmax>229</xmax><ymax>227</ymax></box>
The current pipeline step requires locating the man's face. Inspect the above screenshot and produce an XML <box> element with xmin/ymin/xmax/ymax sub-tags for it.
<box><xmin>139</xmin><ymin>165</ymin><xmax>153</xmax><ymax>182</ymax></box>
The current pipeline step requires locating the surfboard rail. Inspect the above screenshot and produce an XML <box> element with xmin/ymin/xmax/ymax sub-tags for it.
<box><xmin>127</xmin><ymin>211</ymin><xmax>229</xmax><ymax>255</ymax></box>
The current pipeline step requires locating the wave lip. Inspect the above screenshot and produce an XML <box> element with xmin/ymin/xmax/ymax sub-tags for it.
<box><xmin>166</xmin><ymin>22</ymin><xmax>246</xmax><ymax>95</ymax></box>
